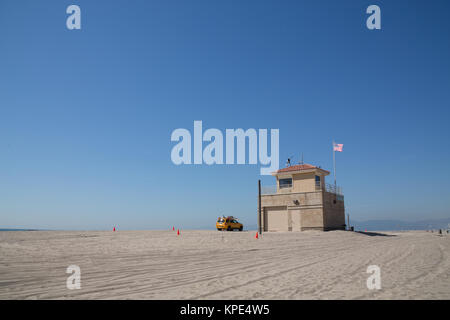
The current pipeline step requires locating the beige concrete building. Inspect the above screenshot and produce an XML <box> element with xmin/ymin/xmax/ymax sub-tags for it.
<box><xmin>260</xmin><ymin>164</ymin><xmax>345</xmax><ymax>231</ymax></box>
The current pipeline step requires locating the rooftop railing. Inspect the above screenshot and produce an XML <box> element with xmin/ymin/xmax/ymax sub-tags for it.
<box><xmin>324</xmin><ymin>183</ymin><xmax>343</xmax><ymax>196</ymax></box>
<box><xmin>261</xmin><ymin>185</ymin><xmax>278</xmax><ymax>195</ymax></box>
<box><xmin>261</xmin><ymin>183</ymin><xmax>343</xmax><ymax>196</ymax></box>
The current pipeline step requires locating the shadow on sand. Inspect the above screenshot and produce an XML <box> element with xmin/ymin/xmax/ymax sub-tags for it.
<box><xmin>355</xmin><ymin>231</ymin><xmax>396</xmax><ymax>237</ymax></box>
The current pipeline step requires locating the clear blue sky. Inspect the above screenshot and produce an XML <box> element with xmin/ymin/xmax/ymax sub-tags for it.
<box><xmin>1</xmin><ymin>0</ymin><xmax>449</xmax><ymax>230</ymax></box>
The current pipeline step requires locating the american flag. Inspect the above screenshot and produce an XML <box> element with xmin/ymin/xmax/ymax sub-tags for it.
<box><xmin>333</xmin><ymin>143</ymin><xmax>343</xmax><ymax>152</ymax></box>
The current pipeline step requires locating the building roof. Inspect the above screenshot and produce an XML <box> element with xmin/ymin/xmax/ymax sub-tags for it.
<box><xmin>275</xmin><ymin>163</ymin><xmax>330</xmax><ymax>175</ymax></box>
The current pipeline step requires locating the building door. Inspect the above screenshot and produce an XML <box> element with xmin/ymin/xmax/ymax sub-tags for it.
<box><xmin>264</xmin><ymin>206</ymin><xmax>288</xmax><ymax>231</ymax></box>
<box><xmin>291</xmin><ymin>210</ymin><xmax>301</xmax><ymax>231</ymax></box>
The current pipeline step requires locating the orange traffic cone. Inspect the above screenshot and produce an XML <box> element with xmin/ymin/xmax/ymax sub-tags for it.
<box><xmin>177</xmin><ymin>229</ymin><xmax>180</xmax><ymax>236</ymax></box>
<box><xmin>255</xmin><ymin>232</ymin><xmax>259</xmax><ymax>239</ymax></box>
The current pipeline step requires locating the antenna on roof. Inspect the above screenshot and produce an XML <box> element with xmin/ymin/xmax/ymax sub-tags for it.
<box><xmin>300</xmin><ymin>153</ymin><xmax>304</xmax><ymax>165</ymax></box>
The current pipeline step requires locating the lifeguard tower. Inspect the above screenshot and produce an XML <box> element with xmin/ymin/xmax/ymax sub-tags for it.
<box><xmin>259</xmin><ymin>163</ymin><xmax>345</xmax><ymax>231</ymax></box>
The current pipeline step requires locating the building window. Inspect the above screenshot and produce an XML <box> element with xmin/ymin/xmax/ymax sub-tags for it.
<box><xmin>279</xmin><ymin>178</ymin><xmax>292</xmax><ymax>189</ymax></box>
<box><xmin>315</xmin><ymin>175</ymin><xmax>321</xmax><ymax>188</ymax></box>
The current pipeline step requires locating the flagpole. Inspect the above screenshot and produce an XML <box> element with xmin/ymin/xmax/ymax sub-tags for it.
<box><xmin>333</xmin><ymin>140</ymin><xmax>336</xmax><ymax>193</ymax></box>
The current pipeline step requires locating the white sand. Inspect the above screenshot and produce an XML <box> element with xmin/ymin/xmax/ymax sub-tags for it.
<box><xmin>0</xmin><ymin>229</ymin><xmax>449</xmax><ymax>299</ymax></box>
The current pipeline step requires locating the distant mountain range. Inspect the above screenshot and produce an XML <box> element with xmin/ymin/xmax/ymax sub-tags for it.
<box><xmin>0</xmin><ymin>228</ymin><xmax>39</xmax><ymax>231</ymax></box>
<box><xmin>236</xmin><ymin>218</ymin><xmax>450</xmax><ymax>232</ymax></box>
<box><xmin>351</xmin><ymin>218</ymin><xmax>450</xmax><ymax>231</ymax></box>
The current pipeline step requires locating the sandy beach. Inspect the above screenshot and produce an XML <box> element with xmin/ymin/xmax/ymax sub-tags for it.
<box><xmin>0</xmin><ymin>230</ymin><xmax>449</xmax><ymax>299</ymax></box>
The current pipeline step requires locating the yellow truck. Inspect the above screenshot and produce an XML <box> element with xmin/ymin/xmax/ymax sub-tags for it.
<box><xmin>216</xmin><ymin>216</ymin><xmax>243</xmax><ymax>231</ymax></box>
